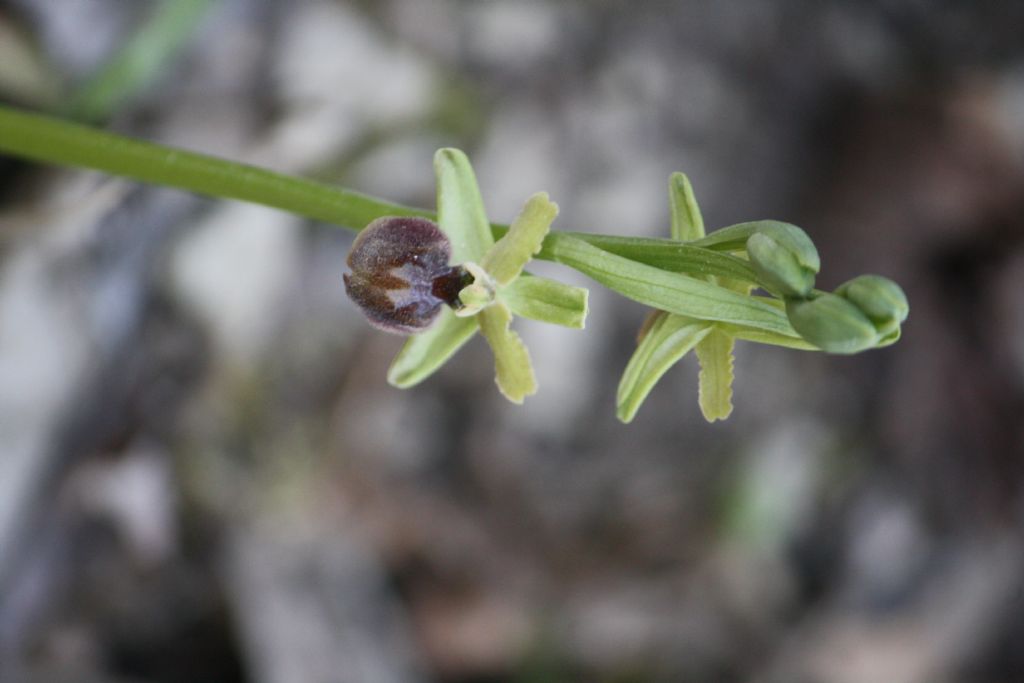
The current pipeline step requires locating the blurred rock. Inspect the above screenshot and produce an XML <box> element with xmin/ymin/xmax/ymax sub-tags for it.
<box><xmin>226</xmin><ymin>520</ymin><xmax>426</xmax><ymax>683</ymax></box>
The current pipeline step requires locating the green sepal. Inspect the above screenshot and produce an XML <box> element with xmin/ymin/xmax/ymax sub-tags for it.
<box><xmin>502</xmin><ymin>274</ymin><xmax>588</xmax><ymax>329</ymax></box>
<box><xmin>387</xmin><ymin>309</ymin><xmax>478</xmax><ymax>388</ymax></box>
<box><xmin>539</xmin><ymin>233</ymin><xmax>758</xmax><ymax>283</ymax></box>
<box><xmin>694</xmin><ymin>221</ymin><xmax>818</xmax><ymax>261</ymax></box>
<box><xmin>477</xmin><ymin>301</ymin><xmax>536</xmax><ymax>403</ymax></box>
<box><xmin>434</xmin><ymin>148</ymin><xmax>494</xmax><ymax>263</ymax></box>
<box><xmin>550</xmin><ymin>236</ymin><xmax>800</xmax><ymax>337</ymax></box>
<box><xmin>617</xmin><ymin>312</ymin><xmax>712</xmax><ymax>423</ymax></box>
<box><xmin>482</xmin><ymin>192</ymin><xmax>558</xmax><ymax>286</ymax></box>
<box><xmin>669</xmin><ymin>172</ymin><xmax>705</xmax><ymax>241</ymax></box>
<box><xmin>876</xmin><ymin>326</ymin><xmax>901</xmax><ymax>348</ymax></box>
<box><xmin>691</xmin><ymin>220</ymin><xmax>785</xmax><ymax>251</ymax></box>
<box><xmin>694</xmin><ymin>327</ymin><xmax>735</xmax><ymax>422</ymax></box>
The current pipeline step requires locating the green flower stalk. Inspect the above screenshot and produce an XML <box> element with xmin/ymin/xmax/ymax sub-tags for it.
<box><xmin>0</xmin><ymin>104</ymin><xmax>909</xmax><ymax>419</ymax></box>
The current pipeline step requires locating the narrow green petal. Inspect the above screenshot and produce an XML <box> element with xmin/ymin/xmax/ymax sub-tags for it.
<box><xmin>669</xmin><ymin>172</ymin><xmax>705</xmax><ymax>241</ymax></box>
<box><xmin>434</xmin><ymin>148</ymin><xmax>494</xmax><ymax>263</ymax></box>
<box><xmin>477</xmin><ymin>301</ymin><xmax>536</xmax><ymax>403</ymax></box>
<box><xmin>550</xmin><ymin>236</ymin><xmax>799</xmax><ymax>337</ymax></box>
<box><xmin>617</xmin><ymin>312</ymin><xmax>712</xmax><ymax>423</ymax></box>
<box><xmin>482</xmin><ymin>192</ymin><xmax>558</xmax><ymax>286</ymax></box>
<box><xmin>695</xmin><ymin>328</ymin><xmax>735</xmax><ymax>422</ymax></box>
<box><xmin>501</xmin><ymin>274</ymin><xmax>588</xmax><ymax>329</ymax></box>
<box><xmin>387</xmin><ymin>309</ymin><xmax>478</xmax><ymax>388</ymax></box>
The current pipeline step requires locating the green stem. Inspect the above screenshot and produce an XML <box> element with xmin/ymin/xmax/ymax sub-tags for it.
<box><xmin>0</xmin><ymin>104</ymin><xmax>762</xmax><ymax>286</ymax></box>
<box><xmin>0</xmin><ymin>104</ymin><xmax>430</xmax><ymax>228</ymax></box>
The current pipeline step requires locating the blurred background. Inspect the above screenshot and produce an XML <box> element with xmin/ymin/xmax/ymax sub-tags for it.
<box><xmin>1</xmin><ymin>1</ymin><xmax>1023</xmax><ymax>682</ymax></box>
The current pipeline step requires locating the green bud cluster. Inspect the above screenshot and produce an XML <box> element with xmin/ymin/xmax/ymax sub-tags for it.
<box><xmin>738</xmin><ymin>223</ymin><xmax>908</xmax><ymax>355</ymax></box>
<box><xmin>785</xmin><ymin>275</ymin><xmax>909</xmax><ymax>354</ymax></box>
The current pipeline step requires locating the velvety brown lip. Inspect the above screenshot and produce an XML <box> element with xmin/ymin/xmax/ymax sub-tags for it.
<box><xmin>344</xmin><ymin>216</ymin><xmax>467</xmax><ymax>334</ymax></box>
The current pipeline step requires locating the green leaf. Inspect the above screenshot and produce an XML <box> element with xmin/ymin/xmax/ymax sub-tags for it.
<box><xmin>617</xmin><ymin>312</ymin><xmax>712</xmax><ymax>423</ymax></box>
<box><xmin>695</xmin><ymin>327</ymin><xmax>735</xmax><ymax>422</ymax></box>
<box><xmin>501</xmin><ymin>274</ymin><xmax>588</xmax><ymax>329</ymax></box>
<box><xmin>482</xmin><ymin>192</ymin><xmax>558</xmax><ymax>286</ymax></box>
<box><xmin>477</xmin><ymin>301</ymin><xmax>536</xmax><ymax>403</ymax></box>
<box><xmin>669</xmin><ymin>172</ymin><xmax>704</xmax><ymax>241</ymax></box>
<box><xmin>434</xmin><ymin>148</ymin><xmax>494</xmax><ymax>263</ymax></box>
<box><xmin>65</xmin><ymin>0</ymin><xmax>215</xmax><ymax>122</ymax></box>
<box><xmin>550</xmin><ymin>236</ymin><xmax>800</xmax><ymax>337</ymax></box>
<box><xmin>387</xmin><ymin>309</ymin><xmax>478</xmax><ymax>388</ymax></box>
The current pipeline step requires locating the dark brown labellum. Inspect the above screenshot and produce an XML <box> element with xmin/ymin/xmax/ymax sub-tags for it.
<box><xmin>344</xmin><ymin>216</ymin><xmax>468</xmax><ymax>334</ymax></box>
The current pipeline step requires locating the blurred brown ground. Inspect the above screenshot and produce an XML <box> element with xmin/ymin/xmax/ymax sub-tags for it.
<box><xmin>1</xmin><ymin>1</ymin><xmax>1023</xmax><ymax>682</ymax></box>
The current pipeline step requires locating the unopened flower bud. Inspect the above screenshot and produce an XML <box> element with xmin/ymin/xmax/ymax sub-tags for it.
<box><xmin>834</xmin><ymin>274</ymin><xmax>908</xmax><ymax>341</ymax></box>
<box><xmin>344</xmin><ymin>216</ymin><xmax>468</xmax><ymax>334</ymax></box>
<box><xmin>746</xmin><ymin>222</ymin><xmax>820</xmax><ymax>298</ymax></box>
<box><xmin>786</xmin><ymin>293</ymin><xmax>879</xmax><ymax>354</ymax></box>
